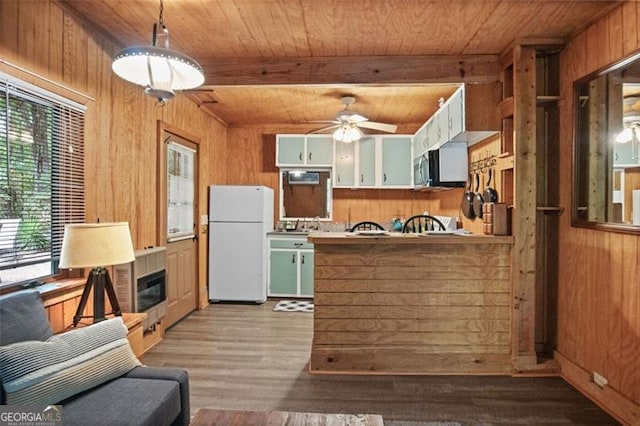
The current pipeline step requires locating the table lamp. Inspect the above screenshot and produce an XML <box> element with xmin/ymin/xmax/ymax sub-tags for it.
<box><xmin>59</xmin><ymin>222</ymin><xmax>135</xmax><ymax>326</ymax></box>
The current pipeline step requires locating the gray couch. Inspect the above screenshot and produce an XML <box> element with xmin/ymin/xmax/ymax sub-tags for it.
<box><xmin>0</xmin><ymin>290</ymin><xmax>190</xmax><ymax>426</ymax></box>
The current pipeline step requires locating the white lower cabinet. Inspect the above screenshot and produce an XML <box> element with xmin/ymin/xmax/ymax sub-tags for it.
<box><xmin>268</xmin><ymin>235</ymin><xmax>314</xmax><ymax>298</ymax></box>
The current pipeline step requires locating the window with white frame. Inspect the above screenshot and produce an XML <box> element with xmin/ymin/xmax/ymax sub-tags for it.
<box><xmin>0</xmin><ymin>72</ymin><xmax>85</xmax><ymax>287</ymax></box>
<box><xmin>166</xmin><ymin>140</ymin><xmax>195</xmax><ymax>242</ymax></box>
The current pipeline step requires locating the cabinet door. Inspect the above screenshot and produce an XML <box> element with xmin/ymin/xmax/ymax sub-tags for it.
<box><xmin>381</xmin><ymin>136</ymin><xmax>412</xmax><ymax>186</ymax></box>
<box><xmin>358</xmin><ymin>137</ymin><xmax>376</xmax><ymax>186</ymax></box>
<box><xmin>335</xmin><ymin>140</ymin><xmax>356</xmax><ymax>187</ymax></box>
<box><xmin>614</xmin><ymin>140</ymin><xmax>637</xmax><ymax>165</ymax></box>
<box><xmin>269</xmin><ymin>250</ymin><xmax>298</xmax><ymax>295</ymax></box>
<box><xmin>307</xmin><ymin>135</ymin><xmax>334</xmax><ymax>165</ymax></box>
<box><xmin>299</xmin><ymin>251</ymin><xmax>314</xmax><ymax>297</ymax></box>
<box><xmin>426</xmin><ymin>119</ymin><xmax>438</xmax><ymax>149</ymax></box>
<box><xmin>414</xmin><ymin>124</ymin><xmax>428</xmax><ymax>156</ymax></box>
<box><xmin>436</xmin><ymin>108</ymin><xmax>450</xmax><ymax>146</ymax></box>
<box><xmin>448</xmin><ymin>87</ymin><xmax>465</xmax><ymax>139</ymax></box>
<box><xmin>277</xmin><ymin>136</ymin><xmax>305</xmax><ymax>165</ymax></box>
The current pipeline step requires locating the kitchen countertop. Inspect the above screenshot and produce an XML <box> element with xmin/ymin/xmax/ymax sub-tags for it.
<box><xmin>307</xmin><ymin>231</ymin><xmax>514</xmax><ymax>245</ymax></box>
<box><xmin>268</xmin><ymin>230</ymin><xmax>315</xmax><ymax>236</ymax></box>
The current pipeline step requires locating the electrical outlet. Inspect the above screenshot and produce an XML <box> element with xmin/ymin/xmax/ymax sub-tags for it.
<box><xmin>593</xmin><ymin>372</ymin><xmax>608</xmax><ymax>387</ymax></box>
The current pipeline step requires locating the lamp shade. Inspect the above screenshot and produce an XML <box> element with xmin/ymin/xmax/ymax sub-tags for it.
<box><xmin>59</xmin><ymin>222</ymin><xmax>135</xmax><ymax>269</ymax></box>
<box><xmin>112</xmin><ymin>46</ymin><xmax>205</xmax><ymax>91</ymax></box>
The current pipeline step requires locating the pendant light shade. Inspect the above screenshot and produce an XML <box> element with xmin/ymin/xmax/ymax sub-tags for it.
<box><xmin>111</xmin><ymin>0</ymin><xmax>204</xmax><ymax>101</ymax></box>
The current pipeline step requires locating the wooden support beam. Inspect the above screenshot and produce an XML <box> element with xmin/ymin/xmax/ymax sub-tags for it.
<box><xmin>512</xmin><ymin>44</ymin><xmax>538</xmax><ymax>369</ymax></box>
<box><xmin>198</xmin><ymin>55</ymin><xmax>500</xmax><ymax>86</ymax></box>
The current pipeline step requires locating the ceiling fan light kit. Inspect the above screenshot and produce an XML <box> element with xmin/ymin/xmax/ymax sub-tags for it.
<box><xmin>111</xmin><ymin>0</ymin><xmax>204</xmax><ymax>102</ymax></box>
<box><xmin>333</xmin><ymin>124</ymin><xmax>363</xmax><ymax>143</ymax></box>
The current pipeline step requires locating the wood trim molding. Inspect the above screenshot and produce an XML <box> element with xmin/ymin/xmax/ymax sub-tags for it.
<box><xmin>555</xmin><ymin>350</ymin><xmax>640</xmax><ymax>425</ymax></box>
<box><xmin>198</xmin><ymin>55</ymin><xmax>500</xmax><ymax>86</ymax></box>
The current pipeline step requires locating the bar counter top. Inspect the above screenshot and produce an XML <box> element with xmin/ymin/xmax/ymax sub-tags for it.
<box><xmin>307</xmin><ymin>231</ymin><xmax>514</xmax><ymax>245</ymax></box>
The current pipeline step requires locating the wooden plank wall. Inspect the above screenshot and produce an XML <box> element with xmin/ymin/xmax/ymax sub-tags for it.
<box><xmin>0</xmin><ymin>0</ymin><xmax>228</xmax><ymax>316</ymax></box>
<box><xmin>310</xmin><ymin>241</ymin><xmax>513</xmax><ymax>374</ymax></box>
<box><xmin>557</xmin><ymin>2</ymin><xmax>640</xmax><ymax>422</ymax></box>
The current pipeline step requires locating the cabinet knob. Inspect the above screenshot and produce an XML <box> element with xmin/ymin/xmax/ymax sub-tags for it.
<box><xmin>308</xmin><ymin>152</ymin><xmax>312</xmax><ymax>161</ymax></box>
<box><xmin>291</xmin><ymin>254</ymin><xmax>296</xmax><ymax>263</ymax></box>
<box><xmin>337</xmin><ymin>174</ymin><xmax>341</xmax><ymax>183</ymax></box>
<box><xmin>294</xmin><ymin>242</ymin><xmax>303</xmax><ymax>247</ymax></box>
<box><xmin>301</xmin><ymin>255</ymin><xmax>305</xmax><ymax>264</ymax></box>
<box><xmin>299</xmin><ymin>152</ymin><xmax>302</xmax><ymax>161</ymax></box>
<box><xmin>383</xmin><ymin>173</ymin><xmax>387</xmax><ymax>182</ymax></box>
<box><xmin>360</xmin><ymin>174</ymin><xmax>364</xmax><ymax>183</ymax></box>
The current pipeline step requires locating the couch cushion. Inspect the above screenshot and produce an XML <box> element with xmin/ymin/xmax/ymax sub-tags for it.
<box><xmin>61</xmin><ymin>377</ymin><xmax>181</xmax><ymax>426</ymax></box>
<box><xmin>0</xmin><ymin>317</ymin><xmax>140</xmax><ymax>405</ymax></box>
<box><xmin>0</xmin><ymin>289</ymin><xmax>52</xmax><ymax>346</ymax></box>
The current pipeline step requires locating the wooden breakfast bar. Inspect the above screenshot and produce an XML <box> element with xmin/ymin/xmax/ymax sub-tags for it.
<box><xmin>307</xmin><ymin>232</ymin><xmax>514</xmax><ymax>375</ymax></box>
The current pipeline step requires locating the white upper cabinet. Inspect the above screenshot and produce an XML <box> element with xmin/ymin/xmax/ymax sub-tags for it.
<box><xmin>413</xmin><ymin>83</ymin><xmax>501</xmax><ymax>159</ymax></box>
<box><xmin>334</xmin><ymin>135</ymin><xmax>413</xmax><ymax>189</ymax></box>
<box><xmin>448</xmin><ymin>83</ymin><xmax>501</xmax><ymax>146</ymax></box>
<box><xmin>334</xmin><ymin>139</ymin><xmax>356</xmax><ymax>187</ymax></box>
<box><xmin>276</xmin><ymin>134</ymin><xmax>334</xmax><ymax>167</ymax></box>
<box><xmin>381</xmin><ymin>136</ymin><xmax>412</xmax><ymax>186</ymax></box>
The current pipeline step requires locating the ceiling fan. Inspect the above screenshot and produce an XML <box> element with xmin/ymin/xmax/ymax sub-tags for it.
<box><xmin>308</xmin><ymin>96</ymin><xmax>398</xmax><ymax>142</ymax></box>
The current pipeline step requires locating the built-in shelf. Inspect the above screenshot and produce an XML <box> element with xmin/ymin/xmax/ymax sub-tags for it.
<box><xmin>536</xmin><ymin>95</ymin><xmax>561</xmax><ymax>105</ymax></box>
<box><xmin>500</xmin><ymin>97</ymin><xmax>514</xmax><ymax>118</ymax></box>
<box><xmin>536</xmin><ymin>206</ymin><xmax>565</xmax><ymax>215</ymax></box>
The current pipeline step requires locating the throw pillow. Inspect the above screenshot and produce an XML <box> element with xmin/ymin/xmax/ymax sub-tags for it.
<box><xmin>0</xmin><ymin>317</ymin><xmax>141</xmax><ymax>405</ymax></box>
<box><xmin>0</xmin><ymin>290</ymin><xmax>53</xmax><ymax>346</ymax></box>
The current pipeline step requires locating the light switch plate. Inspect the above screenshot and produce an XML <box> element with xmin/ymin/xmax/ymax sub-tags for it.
<box><xmin>200</xmin><ymin>214</ymin><xmax>208</xmax><ymax>225</ymax></box>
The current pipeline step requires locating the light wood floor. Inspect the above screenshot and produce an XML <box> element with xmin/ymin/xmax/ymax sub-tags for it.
<box><xmin>141</xmin><ymin>301</ymin><xmax>619</xmax><ymax>425</ymax></box>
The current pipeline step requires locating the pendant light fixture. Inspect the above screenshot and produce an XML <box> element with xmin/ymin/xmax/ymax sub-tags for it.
<box><xmin>111</xmin><ymin>0</ymin><xmax>204</xmax><ymax>102</ymax></box>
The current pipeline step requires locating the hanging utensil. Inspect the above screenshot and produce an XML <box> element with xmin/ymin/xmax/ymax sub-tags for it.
<box><xmin>461</xmin><ymin>172</ymin><xmax>476</xmax><ymax>220</ymax></box>
<box><xmin>483</xmin><ymin>166</ymin><xmax>499</xmax><ymax>203</ymax></box>
<box><xmin>473</xmin><ymin>167</ymin><xmax>485</xmax><ymax>219</ymax></box>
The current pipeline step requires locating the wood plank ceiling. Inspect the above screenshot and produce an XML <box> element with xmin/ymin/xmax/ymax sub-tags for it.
<box><xmin>60</xmin><ymin>0</ymin><xmax>622</xmax><ymax>128</ymax></box>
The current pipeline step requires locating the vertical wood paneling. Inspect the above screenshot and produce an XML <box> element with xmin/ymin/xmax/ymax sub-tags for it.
<box><xmin>558</xmin><ymin>2</ymin><xmax>640</xmax><ymax>418</ymax></box>
<box><xmin>622</xmin><ymin>1</ymin><xmax>638</xmax><ymax>56</ymax></box>
<box><xmin>607</xmin><ymin>6</ymin><xmax>623</xmax><ymax>62</ymax></box>
<box><xmin>0</xmin><ymin>1</ymin><xmax>19</xmax><ymax>62</ymax></box>
<box><xmin>3</xmin><ymin>0</ymin><xmax>227</xmax><ymax>313</ymax></box>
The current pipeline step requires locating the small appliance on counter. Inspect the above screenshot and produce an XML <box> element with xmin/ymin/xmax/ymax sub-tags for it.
<box><xmin>433</xmin><ymin>215</ymin><xmax>458</xmax><ymax>231</ymax></box>
<box><xmin>208</xmin><ymin>185</ymin><xmax>274</xmax><ymax>303</ymax></box>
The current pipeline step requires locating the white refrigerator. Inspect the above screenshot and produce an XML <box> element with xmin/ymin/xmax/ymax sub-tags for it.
<box><xmin>208</xmin><ymin>185</ymin><xmax>274</xmax><ymax>302</ymax></box>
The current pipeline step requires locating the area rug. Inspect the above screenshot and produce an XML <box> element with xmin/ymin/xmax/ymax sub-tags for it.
<box><xmin>273</xmin><ymin>300</ymin><xmax>314</xmax><ymax>313</ymax></box>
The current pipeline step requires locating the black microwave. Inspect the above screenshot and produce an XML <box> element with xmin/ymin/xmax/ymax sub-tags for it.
<box><xmin>414</xmin><ymin>142</ymin><xmax>468</xmax><ymax>189</ymax></box>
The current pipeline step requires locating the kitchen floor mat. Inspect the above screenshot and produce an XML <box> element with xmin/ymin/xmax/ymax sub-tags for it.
<box><xmin>273</xmin><ymin>300</ymin><xmax>314</xmax><ymax>313</ymax></box>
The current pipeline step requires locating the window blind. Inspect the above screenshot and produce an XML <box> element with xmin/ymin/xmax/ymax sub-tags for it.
<box><xmin>167</xmin><ymin>141</ymin><xmax>195</xmax><ymax>242</ymax></box>
<box><xmin>0</xmin><ymin>72</ymin><xmax>85</xmax><ymax>285</ymax></box>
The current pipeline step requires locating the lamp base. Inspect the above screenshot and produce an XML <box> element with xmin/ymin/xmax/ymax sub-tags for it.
<box><xmin>73</xmin><ymin>267</ymin><xmax>122</xmax><ymax>327</ymax></box>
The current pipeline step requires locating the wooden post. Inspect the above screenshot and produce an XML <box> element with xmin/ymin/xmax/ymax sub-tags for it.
<box><xmin>512</xmin><ymin>45</ymin><xmax>538</xmax><ymax>370</ymax></box>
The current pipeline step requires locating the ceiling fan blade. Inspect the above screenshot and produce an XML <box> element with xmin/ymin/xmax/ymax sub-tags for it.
<box><xmin>306</xmin><ymin>120</ymin><xmax>341</xmax><ymax>124</ymax></box>
<box><xmin>347</xmin><ymin>113</ymin><xmax>368</xmax><ymax>123</ymax></box>
<box><xmin>307</xmin><ymin>124</ymin><xmax>341</xmax><ymax>134</ymax></box>
<box><xmin>357</xmin><ymin>121</ymin><xmax>398</xmax><ymax>133</ymax></box>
